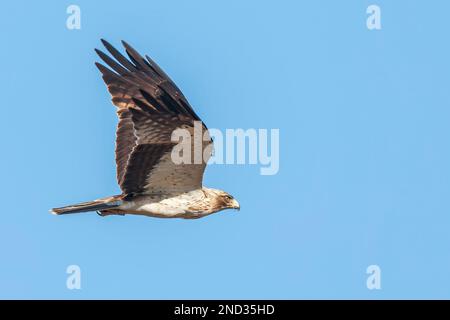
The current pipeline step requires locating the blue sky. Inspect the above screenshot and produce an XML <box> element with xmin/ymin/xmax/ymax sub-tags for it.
<box><xmin>1</xmin><ymin>0</ymin><xmax>450</xmax><ymax>299</ymax></box>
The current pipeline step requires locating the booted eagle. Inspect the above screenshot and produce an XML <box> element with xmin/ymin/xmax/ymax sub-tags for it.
<box><xmin>51</xmin><ymin>40</ymin><xmax>240</xmax><ymax>219</ymax></box>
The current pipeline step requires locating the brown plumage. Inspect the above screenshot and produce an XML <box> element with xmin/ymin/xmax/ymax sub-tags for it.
<box><xmin>51</xmin><ymin>40</ymin><xmax>239</xmax><ymax>219</ymax></box>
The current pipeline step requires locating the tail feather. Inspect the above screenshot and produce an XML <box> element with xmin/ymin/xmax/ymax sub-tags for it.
<box><xmin>50</xmin><ymin>196</ymin><xmax>122</xmax><ymax>215</ymax></box>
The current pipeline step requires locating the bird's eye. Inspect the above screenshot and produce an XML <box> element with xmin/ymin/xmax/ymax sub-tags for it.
<box><xmin>225</xmin><ymin>195</ymin><xmax>233</xmax><ymax>200</ymax></box>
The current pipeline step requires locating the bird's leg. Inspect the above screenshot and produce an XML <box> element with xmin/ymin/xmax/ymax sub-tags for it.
<box><xmin>97</xmin><ymin>210</ymin><xmax>124</xmax><ymax>217</ymax></box>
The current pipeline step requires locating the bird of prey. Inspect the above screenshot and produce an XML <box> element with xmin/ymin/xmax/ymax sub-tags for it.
<box><xmin>51</xmin><ymin>40</ymin><xmax>240</xmax><ymax>219</ymax></box>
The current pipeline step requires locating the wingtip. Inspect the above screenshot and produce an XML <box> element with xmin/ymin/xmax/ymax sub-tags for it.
<box><xmin>101</xmin><ymin>38</ymin><xmax>128</xmax><ymax>48</ymax></box>
<box><xmin>94</xmin><ymin>48</ymin><xmax>103</xmax><ymax>56</ymax></box>
<box><xmin>49</xmin><ymin>209</ymin><xmax>59</xmax><ymax>215</ymax></box>
<box><xmin>94</xmin><ymin>61</ymin><xmax>108</xmax><ymax>73</ymax></box>
<box><xmin>101</xmin><ymin>39</ymin><xmax>116</xmax><ymax>52</ymax></box>
<box><xmin>94</xmin><ymin>48</ymin><xmax>110</xmax><ymax>61</ymax></box>
<box><xmin>121</xmin><ymin>40</ymin><xmax>136</xmax><ymax>53</ymax></box>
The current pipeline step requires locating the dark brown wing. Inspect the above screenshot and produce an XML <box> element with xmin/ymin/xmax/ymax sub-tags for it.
<box><xmin>95</xmin><ymin>40</ymin><xmax>212</xmax><ymax>195</ymax></box>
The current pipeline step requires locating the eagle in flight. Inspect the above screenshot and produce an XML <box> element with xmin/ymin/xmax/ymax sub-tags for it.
<box><xmin>51</xmin><ymin>40</ymin><xmax>240</xmax><ymax>219</ymax></box>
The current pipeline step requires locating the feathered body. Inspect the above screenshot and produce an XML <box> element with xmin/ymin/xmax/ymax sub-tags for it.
<box><xmin>99</xmin><ymin>188</ymin><xmax>238</xmax><ymax>219</ymax></box>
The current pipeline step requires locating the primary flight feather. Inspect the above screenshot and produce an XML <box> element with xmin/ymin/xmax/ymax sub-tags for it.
<box><xmin>51</xmin><ymin>40</ymin><xmax>240</xmax><ymax>219</ymax></box>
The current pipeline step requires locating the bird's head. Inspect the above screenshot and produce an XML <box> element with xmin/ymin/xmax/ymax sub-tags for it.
<box><xmin>204</xmin><ymin>188</ymin><xmax>240</xmax><ymax>212</ymax></box>
<box><xmin>220</xmin><ymin>192</ymin><xmax>240</xmax><ymax>211</ymax></box>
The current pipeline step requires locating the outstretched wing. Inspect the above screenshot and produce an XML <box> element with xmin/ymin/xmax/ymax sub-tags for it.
<box><xmin>95</xmin><ymin>40</ymin><xmax>212</xmax><ymax>195</ymax></box>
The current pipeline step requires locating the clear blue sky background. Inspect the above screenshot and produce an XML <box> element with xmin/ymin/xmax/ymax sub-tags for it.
<box><xmin>1</xmin><ymin>0</ymin><xmax>450</xmax><ymax>299</ymax></box>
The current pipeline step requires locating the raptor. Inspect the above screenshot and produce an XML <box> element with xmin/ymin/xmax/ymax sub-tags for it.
<box><xmin>51</xmin><ymin>40</ymin><xmax>240</xmax><ymax>219</ymax></box>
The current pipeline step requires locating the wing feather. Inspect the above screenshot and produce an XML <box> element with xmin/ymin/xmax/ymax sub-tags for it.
<box><xmin>95</xmin><ymin>40</ymin><xmax>212</xmax><ymax>195</ymax></box>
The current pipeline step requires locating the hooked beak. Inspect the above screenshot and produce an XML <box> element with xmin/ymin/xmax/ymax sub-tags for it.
<box><xmin>231</xmin><ymin>199</ymin><xmax>240</xmax><ymax>211</ymax></box>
